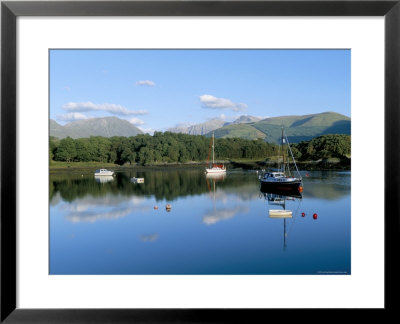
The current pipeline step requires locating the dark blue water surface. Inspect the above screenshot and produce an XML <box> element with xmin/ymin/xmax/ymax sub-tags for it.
<box><xmin>49</xmin><ymin>169</ymin><xmax>350</xmax><ymax>275</ymax></box>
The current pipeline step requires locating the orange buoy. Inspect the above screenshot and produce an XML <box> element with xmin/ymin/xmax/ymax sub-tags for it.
<box><xmin>301</xmin><ymin>212</ymin><xmax>305</xmax><ymax>217</ymax></box>
<box><xmin>299</xmin><ymin>186</ymin><xmax>303</xmax><ymax>193</ymax></box>
<box><xmin>154</xmin><ymin>206</ymin><xmax>158</xmax><ymax>210</ymax></box>
<box><xmin>313</xmin><ymin>213</ymin><xmax>318</xmax><ymax>220</ymax></box>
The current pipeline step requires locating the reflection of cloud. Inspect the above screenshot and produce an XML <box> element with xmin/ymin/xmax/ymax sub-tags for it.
<box><xmin>62</xmin><ymin>203</ymin><xmax>91</xmax><ymax>213</ymax></box>
<box><xmin>66</xmin><ymin>206</ymin><xmax>133</xmax><ymax>223</ymax></box>
<box><xmin>62</xmin><ymin>195</ymin><xmax>141</xmax><ymax>209</ymax></box>
<box><xmin>203</xmin><ymin>206</ymin><xmax>249</xmax><ymax>225</ymax></box>
<box><xmin>140</xmin><ymin>234</ymin><xmax>159</xmax><ymax>242</ymax></box>
<box><xmin>62</xmin><ymin>195</ymin><xmax>151</xmax><ymax>223</ymax></box>
<box><xmin>50</xmin><ymin>192</ymin><xmax>62</xmax><ymax>206</ymax></box>
<box><xmin>130</xmin><ymin>197</ymin><xmax>145</xmax><ymax>205</ymax></box>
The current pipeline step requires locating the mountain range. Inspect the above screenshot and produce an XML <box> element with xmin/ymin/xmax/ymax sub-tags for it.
<box><xmin>50</xmin><ymin>112</ymin><xmax>350</xmax><ymax>143</ymax></box>
<box><xmin>208</xmin><ymin>111</ymin><xmax>351</xmax><ymax>143</ymax></box>
<box><xmin>50</xmin><ymin>117</ymin><xmax>143</xmax><ymax>139</ymax></box>
<box><xmin>168</xmin><ymin>115</ymin><xmax>263</xmax><ymax>135</ymax></box>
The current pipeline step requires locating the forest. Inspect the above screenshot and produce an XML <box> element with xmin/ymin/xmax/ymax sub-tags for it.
<box><xmin>49</xmin><ymin>132</ymin><xmax>351</xmax><ymax>166</ymax></box>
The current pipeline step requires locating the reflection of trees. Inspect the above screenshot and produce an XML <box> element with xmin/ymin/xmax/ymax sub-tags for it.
<box><xmin>49</xmin><ymin>170</ymin><xmax>260</xmax><ymax>203</ymax></box>
<box><xmin>301</xmin><ymin>171</ymin><xmax>350</xmax><ymax>200</ymax></box>
<box><xmin>49</xmin><ymin>169</ymin><xmax>350</xmax><ymax>204</ymax></box>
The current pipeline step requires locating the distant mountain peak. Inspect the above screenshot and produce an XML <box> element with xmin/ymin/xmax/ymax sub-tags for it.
<box><xmin>50</xmin><ymin>116</ymin><xmax>143</xmax><ymax>139</ymax></box>
<box><xmin>232</xmin><ymin>115</ymin><xmax>262</xmax><ymax>124</ymax></box>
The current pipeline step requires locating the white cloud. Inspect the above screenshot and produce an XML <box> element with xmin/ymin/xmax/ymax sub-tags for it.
<box><xmin>56</xmin><ymin>112</ymin><xmax>88</xmax><ymax>122</ymax></box>
<box><xmin>62</xmin><ymin>101</ymin><xmax>148</xmax><ymax>116</ymax></box>
<box><xmin>200</xmin><ymin>94</ymin><xmax>247</xmax><ymax>112</ymax></box>
<box><xmin>136</xmin><ymin>80</ymin><xmax>156</xmax><ymax>87</ymax></box>
<box><xmin>129</xmin><ymin>117</ymin><xmax>145</xmax><ymax>126</ymax></box>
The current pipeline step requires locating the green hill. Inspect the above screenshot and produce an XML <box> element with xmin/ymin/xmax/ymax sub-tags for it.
<box><xmin>209</xmin><ymin>112</ymin><xmax>350</xmax><ymax>143</ymax></box>
<box><xmin>208</xmin><ymin>123</ymin><xmax>266</xmax><ymax>140</ymax></box>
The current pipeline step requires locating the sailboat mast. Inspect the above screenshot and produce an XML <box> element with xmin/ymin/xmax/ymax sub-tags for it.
<box><xmin>281</xmin><ymin>127</ymin><xmax>285</xmax><ymax>173</ymax></box>
<box><xmin>212</xmin><ymin>132</ymin><xmax>215</xmax><ymax>165</ymax></box>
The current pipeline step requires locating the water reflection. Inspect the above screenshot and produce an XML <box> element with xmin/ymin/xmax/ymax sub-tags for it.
<box><xmin>260</xmin><ymin>189</ymin><xmax>303</xmax><ymax>250</ymax></box>
<box><xmin>66</xmin><ymin>206</ymin><xmax>134</xmax><ymax>223</ymax></box>
<box><xmin>94</xmin><ymin>175</ymin><xmax>114</xmax><ymax>183</ymax></box>
<box><xmin>50</xmin><ymin>169</ymin><xmax>351</xmax><ymax>274</ymax></box>
<box><xmin>50</xmin><ymin>170</ymin><xmax>349</xmax><ymax>204</ymax></box>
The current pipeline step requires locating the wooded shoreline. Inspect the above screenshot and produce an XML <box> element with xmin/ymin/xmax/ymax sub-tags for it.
<box><xmin>50</xmin><ymin>158</ymin><xmax>350</xmax><ymax>172</ymax></box>
<box><xmin>49</xmin><ymin>132</ymin><xmax>351</xmax><ymax>171</ymax></box>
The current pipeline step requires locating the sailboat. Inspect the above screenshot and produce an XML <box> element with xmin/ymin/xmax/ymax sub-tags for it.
<box><xmin>260</xmin><ymin>127</ymin><xmax>302</xmax><ymax>193</ymax></box>
<box><xmin>205</xmin><ymin>132</ymin><xmax>226</xmax><ymax>174</ymax></box>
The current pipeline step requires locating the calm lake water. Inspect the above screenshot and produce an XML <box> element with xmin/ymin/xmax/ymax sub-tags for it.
<box><xmin>49</xmin><ymin>169</ymin><xmax>351</xmax><ymax>275</ymax></box>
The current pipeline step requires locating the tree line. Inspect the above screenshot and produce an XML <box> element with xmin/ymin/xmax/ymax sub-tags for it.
<box><xmin>49</xmin><ymin>132</ymin><xmax>351</xmax><ymax>165</ymax></box>
<box><xmin>291</xmin><ymin>134</ymin><xmax>351</xmax><ymax>161</ymax></box>
<box><xmin>49</xmin><ymin>132</ymin><xmax>279</xmax><ymax>165</ymax></box>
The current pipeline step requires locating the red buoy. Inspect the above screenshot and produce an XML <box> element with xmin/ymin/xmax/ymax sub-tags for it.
<box><xmin>301</xmin><ymin>212</ymin><xmax>305</xmax><ymax>217</ymax></box>
<box><xmin>313</xmin><ymin>213</ymin><xmax>318</xmax><ymax>220</ymax></box>
<box><xmin>154</xmin><ymin>206</ymin><xmax>158</xmax><ymax>210</ymax></box>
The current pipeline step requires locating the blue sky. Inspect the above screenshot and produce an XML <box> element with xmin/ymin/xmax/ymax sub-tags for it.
<box><xmin>50</xmin><ymin>49</ymin><xmax>350</xmax><ymax>134</ymax></box>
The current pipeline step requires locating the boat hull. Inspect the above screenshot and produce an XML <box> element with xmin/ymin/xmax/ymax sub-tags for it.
<box><xmin>260</xmin><ymin>180</ymin><xmax>302</xmax><ymax>194</ymax></box>
<box><xmin>205</xmin><ymin>168</ymin><xmax>226</xmax><ymax>174</ymax></box>
<box><xmin>269</xmin><ymin>209</ymin><xmax>293</xmax><ymax>218</ymax></box>
<box><xmin>94</xmin><ymin>172</ymin><xmax>114</xmax><ymax>176</ymax></box>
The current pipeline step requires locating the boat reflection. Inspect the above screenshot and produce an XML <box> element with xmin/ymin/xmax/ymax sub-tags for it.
<box><xmin>203</xmin><ymin>169</ymin><xmax>246</xmax><ymax>225</ymax></box>
<box><xmin>94</xmin><ymin>175</ymin><xmax>114</xmax><ymax>183</ymax></box>
<box><xmin>260</xmin><ymin>188</ymin><xmax>302</xmax><ymax>249</ymax></box>
<box><xmin>205</xmin><ymin>172</ymin><xmax>227</xmax><ymax>182</ymax></box>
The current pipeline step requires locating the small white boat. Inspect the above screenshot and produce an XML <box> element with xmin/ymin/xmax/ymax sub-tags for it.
<box><xmin>94</xmin><ymin>169</ymin><xmax>114</xmax><ymax>176</ymax></box>
<box><xmin>131</xmin><ymin>177</ymin><xmax>144</xmax><ymax>183</ymax></box>
<box><xmin>206</xmin><ymin>133</ymin><xmax>226</xmax><ymax>174</ymax></box>
<box><xmin>269</xmin><ymin>209</ymin><xmax>293</xmax><ymax>218</ymax></box>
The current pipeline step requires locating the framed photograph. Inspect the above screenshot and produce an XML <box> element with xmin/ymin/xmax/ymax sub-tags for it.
<box><xmin>1</xmin><ymin>0</ymin><xmax>398</xmax><ymax>322</ymax></box>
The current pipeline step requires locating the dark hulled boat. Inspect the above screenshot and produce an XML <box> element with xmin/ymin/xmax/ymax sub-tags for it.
<box><xmin>259</xmin><ymin>127</ymin><xmax>303</xmax><ymax>194</ymax></box>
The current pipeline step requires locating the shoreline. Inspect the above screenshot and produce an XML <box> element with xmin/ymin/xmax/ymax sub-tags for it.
<box><xmin>50</xmin><ymin>159</ymin><xmax>350</xmax><ymax>172</ymax></box>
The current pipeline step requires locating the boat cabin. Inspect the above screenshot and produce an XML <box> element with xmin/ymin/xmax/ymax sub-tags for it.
<box><xmin>263</xmin><ymin>172</ymin><xmax>286</xmax><ymax>179</ymax></box>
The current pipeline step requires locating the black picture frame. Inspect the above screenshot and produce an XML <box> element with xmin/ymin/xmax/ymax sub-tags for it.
<box><xmin>1</xmin><ymin>0</ymin><xmax>399</xmax><ymax>322</ymax></box>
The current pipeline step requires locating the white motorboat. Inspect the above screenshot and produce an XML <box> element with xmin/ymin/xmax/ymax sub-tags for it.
<box><xmin>94</xmin><ymin>169</ymin><xmax>114</xmax><ymax>176</ymax></box>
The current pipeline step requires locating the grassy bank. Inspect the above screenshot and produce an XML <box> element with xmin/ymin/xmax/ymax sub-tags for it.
<box><xmin>50</xmin><ymin>157</ymin><xmax>350</xmax><ymax>172</ymax></box>
<box><xmin>49</xmin><ymin>160</ymin><xmax>207</xmax><ymax>172</ymax></box>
